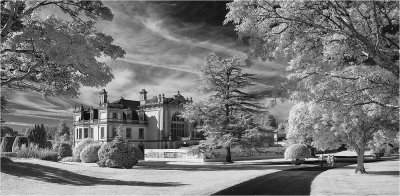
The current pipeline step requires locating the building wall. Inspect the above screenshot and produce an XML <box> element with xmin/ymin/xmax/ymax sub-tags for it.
<box><xmin>144</xmin><ymin>108</ymin><xmax>162</xmax><ymax>148</ymax></box>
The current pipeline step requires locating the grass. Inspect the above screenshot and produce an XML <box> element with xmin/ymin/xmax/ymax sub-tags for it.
<box><xmin>310</xmin><ymin>157</ymin><xmax>399</xmax><ymax>195</ymax></box>
<box><xmin>1</xmin><ymin>158</ymin><xmax>295</xmax><ymax>195</ymax></box>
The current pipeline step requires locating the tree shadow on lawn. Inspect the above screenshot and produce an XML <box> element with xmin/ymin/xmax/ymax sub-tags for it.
<box><xmin>1</xmin><ymin>160</ymin><xmax>186</xmax><ymax>187</ymax></box>
<box><xmin>134</xmin><ymin>161</ymin><xmax>305</xmax><ymax>172</ymax></box>
<box><xmin>213</xmin><ymin>162</ymin><xmax>353</xmax><ymax>195</ymax></box>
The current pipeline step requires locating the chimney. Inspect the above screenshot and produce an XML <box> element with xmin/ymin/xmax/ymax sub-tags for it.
<box><xmin>158</xmin><ymin>94</ymin><xmax>162</xmax><ymax>103</ymax></box>
<box><xmin>140</xmin><ymin>89</ymin><xmax>148</xmax><ymax>106</ymax></box>
<box><xmin>100</xmin><ymin>89</ymin><xmax>107</xmax><ymax>106</ymax></box>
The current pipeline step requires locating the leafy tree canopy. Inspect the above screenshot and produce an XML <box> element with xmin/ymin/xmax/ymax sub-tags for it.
<box><xmin>225</xmin><ymin>0</ymin><xmax>399</xmax><ymax>174</ymax></box>
<box><xmin>1</xmin><ymin>125</ymin><xmax>19</xmax><ymax>137</ymax></box>
<box><xmin>1</xmin><ymin>1</ymin><xmax>125</xmax><ymax>98</ymax></box>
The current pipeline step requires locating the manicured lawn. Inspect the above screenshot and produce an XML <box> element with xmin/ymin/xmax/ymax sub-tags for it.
<box><xmin>310</xmin><ymin>157</ymin><xmax>399</xmax><ymax>195</ymax></box>
<box><xmin>1</xmin><ymin>158</ymin><xmax>296</xmax><ymax>195</ymax></box>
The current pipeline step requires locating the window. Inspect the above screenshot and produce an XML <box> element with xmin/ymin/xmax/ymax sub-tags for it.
<box><xmin>113</xmin><ymin>112</ymin><xmax>117</xmax><ymax>119</ymax></box>
<box><xmin>126</xmin><ymin>128</ymin><xmax>131</xmax><ymax>139</ymax></box>
<box><xmin>100</xmin><ymin>127</ymin><xmax>105</xmax><ymax>139</ymax></box>
<box><xmin>171</xmin><ymin>113</ymin><xmax>185</xmax><ymax>138</ymax></box>
<box><xmin>139</xmin><ymin>128</ymin><xmax>144</xmax><ymax>139</ymax></box>
<box><xmin>84</xmin><ymin>128</ymin><xmax>88</xmax><ymax>138</ymax></box>
<box><xmin>90</xmin><ymin>128</ymin><xmax>93</xmax><ymax>138</ymax></box>
<box><xmin>78</xmin><ymin>128</ymin><xmax>82</xmax><ymax>139</ymax></box>
<box><xmin>76</xmin><ymin>129</ymin><xmax>79</xmax><ymax>139</ymax></box>
<box><xmin>112</xmin><ymin>127</ymin><xmax>117</xmax><ymax>137</ymax></box>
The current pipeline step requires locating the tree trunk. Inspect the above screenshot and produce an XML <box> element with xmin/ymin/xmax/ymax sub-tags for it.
<box><xmin>226</xmin><ymin>145</ymin><xmax>233</xmax><ymax>163</ymax></box>
<box><xmin>355</xmin><ymin>148</ymin><xmax>368</xmax><ymax>174</ymax></box>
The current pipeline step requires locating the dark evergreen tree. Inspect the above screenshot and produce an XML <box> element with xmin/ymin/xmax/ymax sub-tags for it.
<box><xmin>27</xmin><ymin>124</ymin><xmax>47</xmax><ymax>148</ymax></box>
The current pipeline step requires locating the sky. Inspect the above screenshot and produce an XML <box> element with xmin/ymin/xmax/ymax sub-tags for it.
<box><xmin>2</xmin><ymin>1</ymin><xmax>292</xmax><ymax>131</ymax></box>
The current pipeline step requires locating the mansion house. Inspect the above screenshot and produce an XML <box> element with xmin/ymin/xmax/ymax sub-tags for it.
<box><xmin>73</xmin><ymin>89</ymin><xmax>202</xmax><ymax>149</ymax></box>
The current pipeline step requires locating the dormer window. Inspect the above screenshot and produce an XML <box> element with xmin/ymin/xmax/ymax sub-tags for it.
<box><xmin>139</xmin><ymin>112</ymin><xmax>144</xmax><ymax>121</ymax></box>
<box><xmin>127</xmin><ymin>113</ymin><xmax>131</xmax><ymax>120</ymax></box>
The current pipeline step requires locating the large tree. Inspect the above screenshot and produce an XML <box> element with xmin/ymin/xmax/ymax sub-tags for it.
<box><xmin>287</xmin><ymin>101</ymin><xmax>398</xmax><ymax>173</ymax></box>
<box><xmin>1</xmin><ymin>1</ymin><xmax>125</xmax><ymax>98</ymax></box>
<box><xmin>183</xmin><ymin>54</ymin><xmax>265</xmax><ymax>163</ymax></box>
<box><xmin>225</xmin><ymin>0</ymin><xmax>399</xmax><ymax>173</ymax></box>
<box><xmin>1</xmin><ymin>125</ymin><xmax>19</xmax><ymax>137</ymax></box>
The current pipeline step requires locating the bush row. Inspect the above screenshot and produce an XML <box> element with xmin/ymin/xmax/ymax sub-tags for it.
<box><xmin>3</xmin><ymin>136</ymin><xmax>143</xmax><ymax>167</ymax></box>
<box><xmin>14</xmin><ymin>144</ymin><xmax>58</xmax><ymax>162</ymax></box>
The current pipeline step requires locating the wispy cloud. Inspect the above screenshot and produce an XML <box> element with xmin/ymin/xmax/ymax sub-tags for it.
<box><xmin>5</xmin><ymin>1</ymin><xmax>292</xmax><ymax>130</ymax></box>
<box><xmin>3</xmin><ymin>121</ymin><xmax>34</xmax><ymax>127</ymax></box>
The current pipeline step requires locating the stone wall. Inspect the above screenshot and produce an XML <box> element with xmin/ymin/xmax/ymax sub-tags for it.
<box><xmin>144</xmin><ymin>147</ymin><xmax>285</xmax><ymax>162</ymax></box>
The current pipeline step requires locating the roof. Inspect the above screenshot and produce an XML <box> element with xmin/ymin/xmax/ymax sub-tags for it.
<box><xmin>110</xmin><ymin>98</ymin><xmax>140</xmax><ymax>110</ymax></box>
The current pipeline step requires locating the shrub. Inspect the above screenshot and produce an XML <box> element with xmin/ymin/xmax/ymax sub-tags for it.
<box><xmin>15</xmin><ymin>144</ymin><xmax>41</xmax><ymax>159</ymax></box>
<box><xmin>14</xmin><ymin>144</ymin><xmax>58</xmax><ymax>162</ymax></box>
<box><xmin>60</xmin><ymin>156</ymin><xmax>74</xmax><ymax>162</ymax></box>
<box><xmin>284</xmin><ymin>144</ymin><xmax>311</xmax><ymax>165</ymax></box>
<box><xmin>72</xmin><ymin>138</ymin><xmax>97</xmax><ymax>162</ymax></box>
<box><xmin>39</xmin><ymin>149</ymin><xmax>59</xmax><ymax>162</ymax></box>
<box><xmin>80</xmin><ymin>143</ymin><xmax>102</xmax><ymax>163</ymax></box>
<box><xmin>58</xmin><ymin>143</ymin><xmax>73</xmax><ymax>158</ymax></box>
<box><xmin>46</xmin><ymin>140</ymin><xmax>53</xmax><ymax>149</ymax></box>
<box><xmin>12</xmin><ymin>136</ymin><xmax>29</xmax><ymax>152</ymax></box>
<box><xmin>132</xmin><ymin>146</ymin><xmax>144</xmax><ymax>160</ymax></box>
<box><xmin>1</xmin><ymin>152</ymin><xmax>17</xmax><ymax>158</ymax></box>
<box><xmin>97</xmin><ymin>137</ymin><xmax>139</xmax><ymax>169</ymax></box>
<box><xmin>1</xmin><ymin>136</ymin><xmax>16</xmax><ymax>152</ymax></box>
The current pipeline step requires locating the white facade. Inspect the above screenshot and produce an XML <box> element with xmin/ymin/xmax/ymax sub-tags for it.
<box><xmin>73</xmin><ymin>89</ymin><xmax>200</xmax><ymax>149</ymax></box>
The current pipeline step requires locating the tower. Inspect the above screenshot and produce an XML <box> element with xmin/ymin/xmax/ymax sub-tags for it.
<box><xmin>140</xmin><ymin>89</ymin><xmax>147</xmax><ymax>106</ymax></box>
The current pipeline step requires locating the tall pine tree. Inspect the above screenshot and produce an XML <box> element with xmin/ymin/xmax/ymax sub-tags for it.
<box><xmin>183</xmin><ymin>54</ymin><xmax>265</xmax><ymax>163</ymax></box>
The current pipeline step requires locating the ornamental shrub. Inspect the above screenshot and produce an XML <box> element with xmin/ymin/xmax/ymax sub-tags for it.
<box><xmin>14</xmin><ymin>143</ymin><xmax>58</xmax><ymax>161</ymax></box>
<box><xmin>132</xmin><ymin>146</ymin><xmax>144</xmax><ymax>160</ymax></box>
<box><xmin>1</xmin><ymin>136</ymin><xmax>16</xmax><ymax>152</ymax></box>
<box><xmin>72</xmin><ymin>138</ymin><xmax>97</xmax><ymax>162</ymax></box>
<box><xmin>12</xmin><ymin>136</ymin><xmax>29</xmax><ymax>152</ymax></box>
<box><xmin>97</xmin><ymin>137</ymin><xmax>139</xmax><ymax>169</ymax></box>
<box><xmin>58</xmin><ymin>143</ymin><xmax>73</xmax><ymax>158</ymax></box>
<box><xmin>284</xmin><ymin>144</ymin><xmax>311</xmax><ymax>165</ymax></box>
<box><xmin>15</xmin><ymin>144</ymin><xmax>41</xmax><ymax>159</ymax></box>
<box><xmin>80</xmin><ymin>143</ymin><xmax>102</xmax><ymax>163</ymax></box>
<box><xmin>39</xmin><ymin>149</ymin><xmax>59</xmax><ymax>162</ymax></box>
